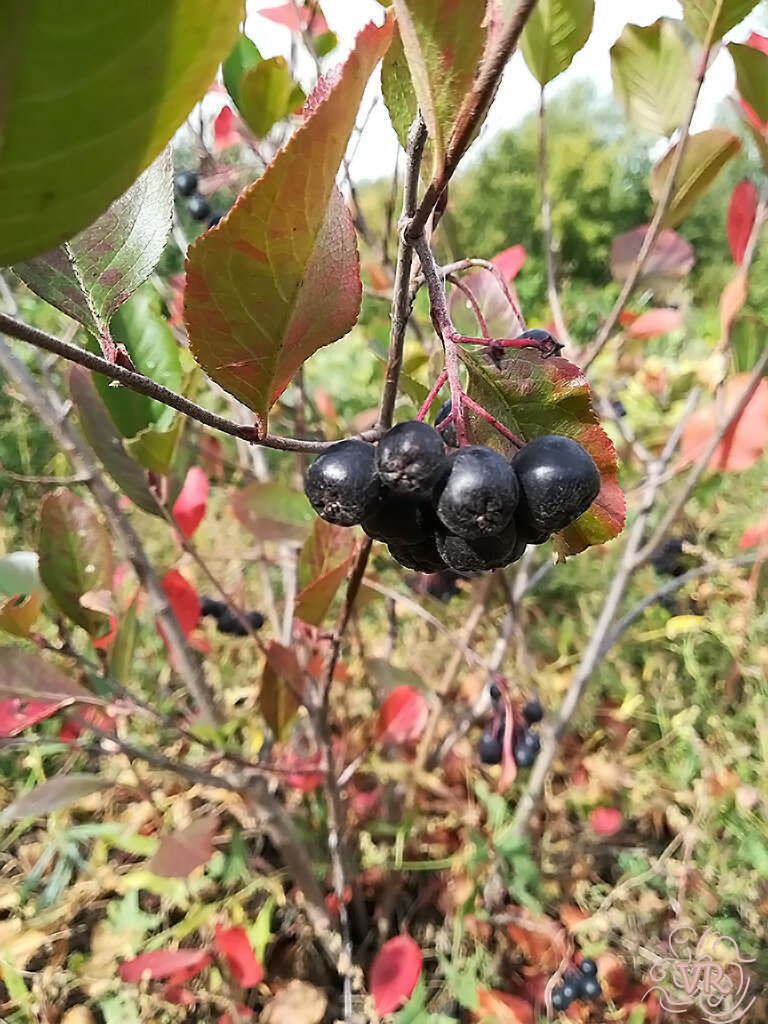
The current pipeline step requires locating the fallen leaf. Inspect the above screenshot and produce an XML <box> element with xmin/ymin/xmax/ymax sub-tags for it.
<box><xmin>147</xmin><ymin>815</ymin><xmax>219</xmax><ymax>878</ymax></box>
<box><xmin>474</xmin><ymin>989</ymin><xmax>533</xmax><ymax>1024</ymax></box>
<box><xmin>118</xmin><ymin>948</ymin><xmax>212</xmax><ymax>983</ymax></box>
<box><xmin>260</xmin><ymin>979</ymin><xmax>327</xmax><ymax>1024</ymax></box>
<box><xmin>369</xmin><ymin>934</ymin><xmax>422</xmax><ymax>1016</ymax></box>
<box><xmin>213</xmin><ymin>925</ymin><xmax>263</xmax><ymax>987</ymax></box>
<box><xmin>377</xmin><ymin>685</ymin><xmax>429</xmax><ymax>745</ymax></box>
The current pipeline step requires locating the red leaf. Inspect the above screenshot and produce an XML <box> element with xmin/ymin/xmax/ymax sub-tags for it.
<box><xmin>377</xmin><ymin>686</ymin><xmax>429</xmax><ymax>745</ymax></box>
<box><xmin>0</xmin><ymin>698</ymin><xmax>67</xmax><ymax>737</ymax></box>
<box><xmin>369</xmin><ymin>935</ymin><xmax>422</xmax><ymax>1016</ymax></box>
<box><xmin>283</xmin><ymin>750</ymin><xmax>323</xmax><ymax>792</ymax></box>
<box><xmin>492</xmin><ymin>245</ymin><xmax>526</xmax><ymax>280</ymax></box>
<box><xmin>474</xmin><ymin>990</ymin><xmax>534</xmax><ymax>1024</ymax></box>
<box><xmin>589</xmin><ymin>807</ymin><xmax>622</xmax><ymax>836</ymax></box>
<box><xmin>172</xmin><ymin>467</ymin><xmax>209</xmax><ymax>540</ymax></box>
<box><xmin>213</xmin><ymin>105</ymin><xmax>242</xmax><ymax>150</ymax></box>
<box><xmin>611</xmin><ymin>226</ymin><xmax>695</xmax><ymax>287</ymax></box>
<box><xmin>160</xmin><ymin>570</ymin><xmax>201</xmax><ymax>638</ymax></box>
<box><xmin>625</xmin><ymin>308</ymin><xmax>683</xmax><ymax>340</ymax></box>
<box><xmin>258</xmin><ymin>3</ymin><xmax>330</xmax><ymax>34</ymax></box>
<box><xmin>218</xmin><ymin>1007</ymin><xmax>255</xmax><ymax>1024</ymax></box>
<box><xmin>739</xmin><ymin>515</ymin><xmax>768</xmax><ymax>549</ymax></box>
<box><xmin>617</xmin><ymin>311</ymin><xmax>638</xmax><ymax>326</ymax></box>
<box><xmin>147</xmin><ymin>815</ymin><xmax>219</xmax><ymax>879</ymax></box>
<box><xmin>185</xmin><ymin>17</ymin><xmax>393</xmax><ymax>426</ymax></box>
<box><xmin>680</xmin><ymin>375</ymin><xmax>768</xmax><ymax>472</ymax></box>
<box><xmin>162</xmin><ymin>985</ymin><xmax>197</xmax><ymax>1006</ymax></box>
<box><xmin>92</xmin><ymin>615</ymin><xmax>118</xmax><ymax>650</ymax></box>
<box><xmin>747</xmin><ymin>31</ymin><xmax>768</xmax><ymax>57</ymax></box>
<box><xmin>727</xmin><ymin>180</ymin><xmax>758</xmax><ymax>265</ymax></box>
<box><xmin>118</xmin><ymin>949</ymin><xmax>212</xmax><ymax>983</ymax></box>
<box><xmin>212</xmin><ymin>925</ymin><xmax>263</xmax><ymax>987</ymax></box>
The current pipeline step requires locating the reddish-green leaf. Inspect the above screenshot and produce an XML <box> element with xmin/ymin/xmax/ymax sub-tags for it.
<box><xmin>295</xmin><ymin>559</ymin><xmax>354</xmax><ymax>627</ymax></box>
<box><xmin>184</xmin><ymin>17</ymin><xmax>393</xmax><ymax>426</ymax></box>
<box><xmin>261</xmin><ymin>642</ymin><xmax>302</xmax><ymax>738</ymax></box>
<box><xmin>389</xmin><ymin>0</ymin><xmax>485</xmax><ymax>172</ymax></box>
<box><xmin>172</xmin><ymin>467</ymin><xmax>209</xmax><ymax>540</ymax></box>
<box><xmin>449</xmin><ymin>268</ymin><xmax>523</xmax><ymax>339</ymax></box>
<box><xmin>0</xmin><ymin>0</ymin><xmax>244</xmax><ymax>266</ymax></box>
<box><xmin>625</xmin><ymin>308</ymin><xmax>683</xmax><ymax>340</ymax></box>
<box><xmin>651</xmin><ymin>129</ymin><xmax>741</xmax><ymax>228</ymax></box>
<box><xmin>14</xmin><ymin>150</ymin><xmax>172</xmax><ymax>334</ymax></box>
<box><xmin>238</xmin><ymin>57</ymin><xmax>297</xmax><ymax>138</ymax></box>
<box><xmin>520</xmin><ymin>0</ymin><xmax>594</xmax><ymax>87</ymax></box>
<box><xmin>231</xmin><ymin>482</ymin><xmax>315</xmax><ymax>543</ymax></box>
<box><xmin>727</xmin><ymin>180</ymin><xmax>758</xmax><ymax>265</ymax></box>
<box><xmin>610</xmin><ymin>20</ymin><xmax>693</xmax><ymax>137</ymax></box>
<box><xmin>147</xmin><ymin>815</ymin><xmax>219</xmax><ymax>878</ymax></box>
<box><xmin>729</xmin><ymin>41</ymin><xmax>768</xmax><ymax>128</ymax></box>
<box><xmin>460</xmin><ymin>349</ymin><xmax>625</xmax><ymax>556</ymax></box>
<box><xmin>680</xmin><ymin>375</ymin><xmax>768</xmax><ymax>472</ymax></box>
<box><xmin>38</xmin><ymin>490</ymin><xmax>114</xmax><ymax>634</ymax></box>
<box><xmin>68</xmin><ymin>365</ymin><xmax>162</xmax><ymax>518</ymax></box>
<box><xmin>0</xmin><ymin>774</ymin><xmax>112</xmax><ymax>822</ymax></box>
<box><xmin>610</xmin><ymin>226</ymin><xmax>695</xmax><ymax>289</ymax></box>
<box><xmin>378</xmin><ymin>686</ymin><xmax>428</xmax><ymax>745</ymax></box>
<box><xmin>295</xmin><ymin>519</ymin><xmax>355</xmax><ymax>625</ymax></box>
<box><xmin>680</xmin><ymin>0</ymin><xmax>760</xmax><ymax>44</ymax></box>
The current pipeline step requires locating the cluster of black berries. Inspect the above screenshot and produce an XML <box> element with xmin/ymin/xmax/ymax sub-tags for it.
<box><xmin>174</xmin><ymin>170</ymin><xmax>221</xmax><ymax>230</ymax></box>
<box><xmin>551</xmin><ymin>959</ymin><xmax>602</xmax><ymax>1011</ymax></box>
<box><xmin>303</xmin><ymin>419</ymin><xmax>600</xmax><ymax>574</ymax></box>
<box><xmin>200</xmin><ymin>597</ymin><xmax>264</xmax><ymax>636</ymax></box>
<box><xmin>479</xmin><ymin>688</ymin><xmax>543</xmax><ymax>768</ymax></box>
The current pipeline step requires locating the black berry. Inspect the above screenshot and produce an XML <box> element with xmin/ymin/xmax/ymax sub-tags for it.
<box><xmin>650</xmin><ymin>537</ymin><xmax>688</xmax><ymax>578</ymax></box>
<box><xmin>304</xmin><ymin>439</ymin><xmax>377</xmax><ymax>526</ymax></box>
<box><xmin>216</xmin><ymin>608</ymin><xmax>264</xmax><ymax>636</ymax></box>
<box><xmin>578</xmin><ymin>959</ymin><xmax>598</xmax><ymax>977</ymax></box>
<box><xmin>551</xmin><ymin>987</ymin><xmax>568</xmax><ymax>1011</ymax></box>
<box><xmin>436</xmin><ymin>518</ymin><xmax>519</xmax><ymax>572</ymax></box>
<box><xmin>489</xmin><ymin>683</ymin><xmax>502</xmax><ymax>704</ymax></box>
<box><xmin>200</xmin><ymin>596</ymin><xmax>226</xmax><ymax>618</ymax></box>
<box><xmin>375</xmin><ymin>420</ymin><xmax>447</xmax><ymax>499</ymax></box>
<box><xmin>361</xmin><ymin>491</ymin><xmax>436</xmax><ymax>545</ymax></box>
<box><xmin>522</xmin><ymin>700</ymin><xmax>543</xmax><ymax>725</ymax></box>
<box><xmin>514</xmin><ymin>739</ymin><xmax>537</xmax><ymax>768</ymax></box>
<box><xmin>560</xmin><ymin>976</ymin><xmax>582</xmax><ymax>1004</ymax></box>
<box><xmin>521</xmin><ymin>729</ymin><xmax>540</xmax><ymax>754</ymax></box>
<box><xmin>612</xmin><ymin>398</ymin><xmax>627</xmax><ymax>418</ymax></box>
<box><xmin>478</xmin><ymin>730</ymin><xmax>503</xmax><ymax>765</ymax></box>
<box><xmin>515</xmin><ymin>328</ymin><xmax>562</xmax><ymax>356</ymax></box>
<box><xmin>206</xmin><ymin>213</ymin><xmax>222</xmax><ymax>229</ymax></box>
<box><xmin>512</xmin><ymin>435</ymin><xmax>600</xmax><ymax>535</ymax></box>
<box><xmin>580</xmin><ymin>976</ymin><xmax>602</xmax><ymax>1000</ymax></box>
<box><xmin>174</xmin><ymin>170</ymin><xmax>198</xmax><ymax>196</ymax></box>
<box><xmin>389</xmin><ymin>537</ymin><xmax>446</xmax><ymax>573</ymax></box>
<box><xmin>436</xmin><ymin>446</ymin><xmax>519</xmax><ymax>539</ymax></box>
<box><xmin>433</xmin><ymin>400</ymin><xmax>458</xmax><ymax>448</ymax></box>
<box><xmin>188</xmin><ymin>194</ymin><xmax>212</xmax><ymax>221</ymax></box>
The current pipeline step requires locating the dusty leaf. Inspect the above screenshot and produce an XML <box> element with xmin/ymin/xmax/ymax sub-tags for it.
<box><xmin>231</xmin><ymin>482</ymin><xmax>315</xmax><ymax>543</ymax></box>
<box><xmin>680</xmin><ymin>0</ymin><xmax>760</xmax><ymax>44</ymax></box>
<box><xmin>611</xmin><ymin>225</ymin><xmax>695</xmax><ymax>289</ymax></box>
<box><xmin>460</xmin><ymin>348</ymin><xmax>625</xmax><ymax>555</ymax></box>
<box><xmin>38</xmin><ymin>490</ymin><xmax>114</xmax><ymax>635</ymax></box>
<box><xmin>610</xmin><ymin>19</ymin><xmax>693</xmax><ymax>137</ymax></box>
<box><xmin>650</xmin><ymin>129</ymin><xmax>741</xmax><ymax>228</ymax></box>
<box><xmin>1</xmin><ymin>774</ymin><xmax>112</xmax><ymax>822</ymax></box>
<box><xmin>726</xmin><ymin>179</ymin><xmax>758</xmax><ymax>265</ymax></box>
<box><xmin>520</xmin><ymin>0</ymin><xmax>595</xmax><ymax>87</ymax></box>
<box><xmin>14</xmin><ymin>150</ymin><xmax>172</xmax><ymax>333</ymax></box>
<box><xmin>0</xmin><ymin>0</ymin><xmax>244</xmax><ymax>265</ymax></box>
<box><xmin>449</xmin><ymin>268</ymin><xmax>524</xmax><ymax>339</ymax></box>
<box><xmin>0</xmin><ymin>647</ymin><xmax>91</xmax><ymax>705</ymax></box>
<box><xmin>147</xmin><ymin>815</ymin><xmax>219</xmax><ymax>878</ymax></box>
<box><xmin>390</xmin><ymin>0</ymin><xmax>486</xmax><ymax>172</ymax></box>
<box><xmin>184</xmin><ymin>18</ymin><xmax>393</xmax><ymax>425</ymax></box>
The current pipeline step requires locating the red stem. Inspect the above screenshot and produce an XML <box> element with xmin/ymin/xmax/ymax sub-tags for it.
<box><xmin>461</xmin><ymin>395</ymin><xmax>523</xmax><ymax>449</ymax></box>
<box><xmin>416</xmin><ymin>368</ymin><xmax>448</xmax><ymax>422</ymax></box>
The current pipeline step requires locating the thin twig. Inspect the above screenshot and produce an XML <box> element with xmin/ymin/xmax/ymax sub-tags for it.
<box><xmin>537</xmin><ymin>86</ymin><xmax>571</xmax><ymax>347</ymax></box>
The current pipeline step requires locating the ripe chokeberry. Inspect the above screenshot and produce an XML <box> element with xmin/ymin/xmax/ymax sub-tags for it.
<box><xmin>578</xmin><ymin>958</ymin><xmax>598</xmax><ymax>977</ymax></box>
<box><xmin>514</xmin><ymin>737</ymin><xmax>538</xmax><ymax>768</ymax></box>
<box><xmin>436</xmin><ymin>446</ymin><xmax>519</xmax><ymax>539</ymax></box>
<box><xmin>551</xmin><ymin>987</ymin><xmax>568</xmax><ymax>1011</ymax></box>
<box><xmin>361</xmin><ymin>490</ymin><xmax>436</xmax><ymax>545</ymax></box>
<box><xmin>174</xmin><ymin>170</ymin><xmax>198</xmax><ymax>196</ymax></box>
<box><xmin>200</xmin><ymin>596</ymin><xmax>226</xmax><ymax>618</ymax></box>
<box><xmin>580</xmin><ymin>976</ymin><xmax>602</xmax><ymax>1000</ymax></box>
<box><xmin>433</xmin><ymin>399</ymin><xmax>458</xmax><ymax>448</ymax></box>
<box><xmin>304</xmin><ymin>439</ymin><xmax>377</xmax><ymax>526</ymax></box>
<box><xmin>187</xmin><ymin>194</ymin><xmax>212</xmax><ymax>222</ymax></box>
<box><xmin>436</xmin><ymin>518</ymin><xmax>520</xmax><ymax>572</ymax></box>
<box><xmin>560</xmin><ymin>975</ymin><xmax>583</xmax><ymax>1005</ymax></box>
<box><xmin>515</xmin><ymin>327</ymin><xmax>562</xmax><ymax>356</ymax></box>
<box><xmin>375</xmin><ymin>420</ymin><xmax>447</xmax><ymax>499</ymax></box>
<box><xmin>217</xmin><ymin>608</ymin><xmax>265</xmax><ymax>636</ymax></box>
<box><xmin>512</xmin><ymin>435</ymin><xmax>600</xmax><ymax>535</ymax></box>
<box><xmin>489</xmin><ymin>682</ymin><xmax>502</xmax><ymax>704</ymax></box>
<box><xmin>389</xmin><ymin>536</ymin><xmax>446</xmax><ymax>573</ymax></box>
<box><xmin>478</xmin><ymin>730</ymin><xmax>503</xmax><ymax>765</ymax></box>
<box><xmin>522</xmin><ymin>699</ymin><xmax>543</xmax><ymax>725</ymax></box>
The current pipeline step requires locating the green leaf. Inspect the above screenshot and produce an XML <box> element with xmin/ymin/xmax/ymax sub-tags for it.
<box><xmin>729</xmin><ymin>41</ymin><xmax>768</xmax><ymax>125</ymax></box>
<box><xmin>92</xmin><ymin>289</ymin><xmax>183</xmax><ymax>437</ymax></box>
<box><xmin>38</xmin><ymin>489</ymin><xmax>114</xmax><ymax>634</ymax></box>
<box><xmin>222</xmin><ymin>32</ymin><xmax>262</xmax><ymax>107</ymax></box>
<box><xmin>238</xmin><ymin>57</ymin><xmax>297</xmax><ymax>138</ymax></box>
<box><xmin>314</xmin><ymin>31</ymin><xmax>338</xmax><ymax>58</ymax></box>
<box><xmin>0</xmin><ymin>551</ymin><xmax>39</xmax><ymax>598</ymax></box>
<box><xmin>231</xmin><ymin>482</ymin><xmax>315</xmax><ymax>543</ymax></box>
<box><xmin>184</xmin><ymin>17</ymin><xmax>393</xmax><ymax>426</ymax></box>
<box><xmin>460</xmin><ymin>348</ymin><xmax>625</xmax><ymax>556</ymax></box>
<box><xmin>68</xmin><ymin>365</ymin><xmax>162</xmax><ymax>517</ymax></box>
<box><xmin>0</xmin><ymin>0</ymin><xmax>244</xmax><ymax>266</ymax></box>
<box><xmin>520</xmin><ymin>0</ymin><xmax>595</xmax><ymax>87</ymax></box>
<box><xmin>381</xmin><ymin>28</ymin><xmax>416</xmax><ymax>151</ymax></box>
<box><xmin>0</xmin><ymin>774</ymin><xmax>112</xmax><ymax>822</ymax></box>
<box><xmin>732</xmin><ymin>316</ymin><xmax>768</xmax><ymax>373</ymax></box>
<box><xmin>390</xmin><ymin>0</ymin><xmax>486</xmax><ymax>172</ymax></box>
<box><xmin>13</xmin><ymin>150</ymin><xmax>172</xmax><ymax>333</ymax></box>
<box><xmin>679</xmin><ymin>0</ymin><xmax>760</xmax><ymax>44</ymax></box>
<box><xmin>123</xmin><ymin>416</ymin><xmax>186</xmax><ymax>475</ymax></box>
<box><xmin>611</xmin><ymin>20</ymin><xmax>693</xmax><ymax>137</ymax></box>
<box><xmin>651</xmin><ymin>128</ymin><xmax>741</xmax><ymax>228</ymax></box>
<box><xmin>109</xmin><ymin>595</ymin><xmax>139</xmax><ymax>686</ymax></box>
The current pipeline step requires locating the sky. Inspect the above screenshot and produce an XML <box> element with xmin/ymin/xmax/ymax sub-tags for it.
<box><xmin>245</xmin><ymin>0</ymin><xmax>766</xmax><ymax>181</ymax></box>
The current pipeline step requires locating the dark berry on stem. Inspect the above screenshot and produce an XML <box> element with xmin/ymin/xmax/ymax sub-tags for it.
<box><xmin>579</xmin><ymin>958</ymin><xmax>597</xmax><ymax>977</ymax></box>
<box><xmin>361</xmin><ymin>490</ymin><xmax>436</xmax><ymax>545</ymax></box>
<box><xmin>478</xmin><ymin>730</ymin><xmax>503</xmax><ymax>765</ymax></box>
<box><xmin>304</xmin><ymin>439</ymin><xmax>377</xmax><ymax>526</ymax></box>
<box><xmin>515</xmin><ymin>328</ymin><xmax>562</xmax><ymax>357</ymax></box>
<box><xmin>580</xmin><ymin>976</ymin><xmax>602</xmax><ymax>1000</ymax></box>
<box><xmin>489</xmin><ymin>682</ymin><xmax>502</xmax><ymax>704</ymax></box>
<box><xmin>200</xmin><ymin>596</ymin><xmax>226</xmax><ymax>618</ymax></box>
<box><xmin>514</xmin><ymin>740</ymin><xmax>537</xmax><ymax>768</ymax></box>
<box><xmin>436</xmin><ymin>518</ymin><xmax>519</xmax><ymax>572</ymax></box>
<box><xmin>174</xmin><ymin>170</ymin><xmax>198</xmax><ymax>196</ymax></box>
<box><xmin>560</xmin><ymin>977</ymin><xmax>581</xmax><ymax>1005</ymax></box>
<box><xmin>188</xmin><ymin>193</ymin><xmax>212</xmax><ymax>221</ymax></box>
<box><xmin>375</xmin><ymin>420</ymin><xmax>447</xmax><ymax>499</ymax></box>
<box><xmin>551</xmin><ymin>987</ymin><xmax>568</xmax><ymax>1011</ymax></box>
<box><xmin>512</xmin><ymin>435</ymin><xmax>600</xmax><ymax>535</ymax></box>
<box><xmin>389</xmin><ymin>536</ymin><xmax>446</xmax><ymax>573</ymax></box>
<box><xmin>216</xmin><ymin>608</ymin><xmax>264</xmax><ymax>636</ymax></box>
<box><xmin>434</xmin><ymin>399</ymin><xmax>458</xmax><ymax>448</ymax></box>
<box><xmin>522</xmin><ymin>699</ymin><xmax>543</xmax><ymax>724</ymax></box>
<box><xmin>521</xmin><ymin>729</ymin><xmax>540</xmax><ymax>754</ymax></box>
<box><xmin>436</xmin><ymin>446</ymin><xmax>519</xmax><ymax>539</ymax></box>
